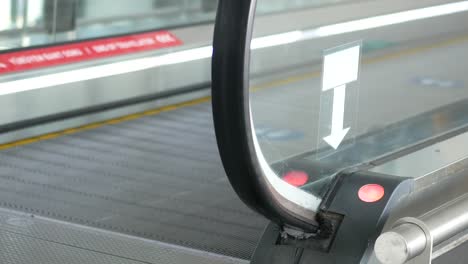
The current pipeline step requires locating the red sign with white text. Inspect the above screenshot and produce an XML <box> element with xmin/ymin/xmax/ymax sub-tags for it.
<box><xmin>0</xmin><ymin>31</ymin><xmax>182</xmax><ymax>74</ymax></box>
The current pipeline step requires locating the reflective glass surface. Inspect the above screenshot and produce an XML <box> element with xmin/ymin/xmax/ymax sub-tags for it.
<box><xmin>249</xmin><ymin>0</ymin><xmax>468</xmax><ymax>211</ymax></box>
<box><xmin>0</xmin><ymin>0</ymin><xmax>217</xmax><ymax>50</ymax></box>
<box><xmin>0</xmin><ymin>0</ymin><xmax>352</xmax><ymax>51</ymax></box>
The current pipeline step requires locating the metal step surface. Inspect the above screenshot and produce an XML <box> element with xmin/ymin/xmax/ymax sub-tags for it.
<box><xmin>0</xmin><ymin>208</ymin><xmax>247</xmax><ymax>264</ymax></box>
<box><xmin>0</xmin><ymin>102</ymin><xmax>267</xmax><ymax>260</ymax></box>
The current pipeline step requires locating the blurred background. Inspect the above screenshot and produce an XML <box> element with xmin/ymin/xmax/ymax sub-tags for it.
<box><xmin>0</xmin><ymin>0</ymin><xmax>348</xmax><ymax>50</ymax></box>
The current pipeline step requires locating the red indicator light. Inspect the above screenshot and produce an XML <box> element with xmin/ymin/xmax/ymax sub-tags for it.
<box><xmin>358</xmin><ymin>184</ymin><xmax>385</xmax><ymax>203</ymax></box>
<box><xmin>282</xmin><ymin>171</ymin><xmax>309</xmax><ymax>187</ymax></box>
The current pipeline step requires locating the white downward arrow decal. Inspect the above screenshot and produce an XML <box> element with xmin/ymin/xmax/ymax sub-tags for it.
<box><xmin>323</xmin><ymin>84</ymin><xmax>350</xmax><ymax>149</ymax></box>
<box><xmin>321</xmin><ymin>44</ymin><xmax>360</xmax><ymax>149</ymax></box>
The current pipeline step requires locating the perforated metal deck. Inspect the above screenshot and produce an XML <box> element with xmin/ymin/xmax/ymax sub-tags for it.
<box><xmin>0</xmin><ymin>208</ymin><xmax>248</xmax><ymax>264</ymax></box>
<box><xmin>0</xmin><ymin>102</ymin><xmax>267</xmax><ymax>260</ymax></box>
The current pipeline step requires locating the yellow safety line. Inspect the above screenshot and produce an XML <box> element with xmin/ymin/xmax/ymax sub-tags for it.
<box><xmin>0</xmin><ymin>96</ymin><xmax>210</xmax><ymax>150</ymax></box>
<box><xmin>1</xmin><ymin>34</ymin><xmax>467</xmax><ymax>150</ymax></box>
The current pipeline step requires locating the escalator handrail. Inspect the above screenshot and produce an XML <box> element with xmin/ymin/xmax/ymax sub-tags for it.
<box><xmin>211</xmin><ymin>0</ymin><xmax>319</xmax><ymax>231</ymax></box>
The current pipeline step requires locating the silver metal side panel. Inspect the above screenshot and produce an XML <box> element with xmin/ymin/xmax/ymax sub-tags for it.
<box><xmin>371</xmin><ymin>130</ymin><xmax>468</xmax><ymax>190</ymax></box>
<box><xmin>367</xmin><ymin>130</ymin><xmax>468</xmax><ymax>263</ymax></box>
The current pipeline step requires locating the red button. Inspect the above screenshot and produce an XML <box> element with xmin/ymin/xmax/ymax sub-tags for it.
<box><xmin>358</xmin><ymin>184</ymin><xmax>385</xmax><ymax>203</ymax></box>
<box><xmin>282</xmin><ymin>171</ymin><xmax>309</xmax><ymax>187</ymax></box>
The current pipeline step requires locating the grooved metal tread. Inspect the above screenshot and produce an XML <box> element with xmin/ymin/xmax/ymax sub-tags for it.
<box><xmin>0</xmin><ymin>103</ymin><xmax>267</xmax><ymax>260</ymax></box>
<box><xmin>0</xmin><ymin>208</ymin><xmax>248</xmax><ymax>264</ymax></box>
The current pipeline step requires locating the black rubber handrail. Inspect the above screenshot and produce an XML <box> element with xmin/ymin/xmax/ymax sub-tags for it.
<box><xmin>211</xmin><ymin>0</ymin><xmax>319</xmax><ymax>231</ymax></box>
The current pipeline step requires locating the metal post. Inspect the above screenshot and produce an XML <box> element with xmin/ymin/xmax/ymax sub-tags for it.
<box><xmin>21</xmin><ymin>0</ymin><xmax>28</xmax><ymax>45</ymax></box>
<box><xmin>375</xmin><ymin>195</ymin><xmax>468</xmax><ymax>264</ymax></box>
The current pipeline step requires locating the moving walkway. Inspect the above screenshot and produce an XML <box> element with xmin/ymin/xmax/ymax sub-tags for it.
<box><xmin>1</xmin><ymin>0</ymin><xmax>468</xmax><ymax>263</ymax></box>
